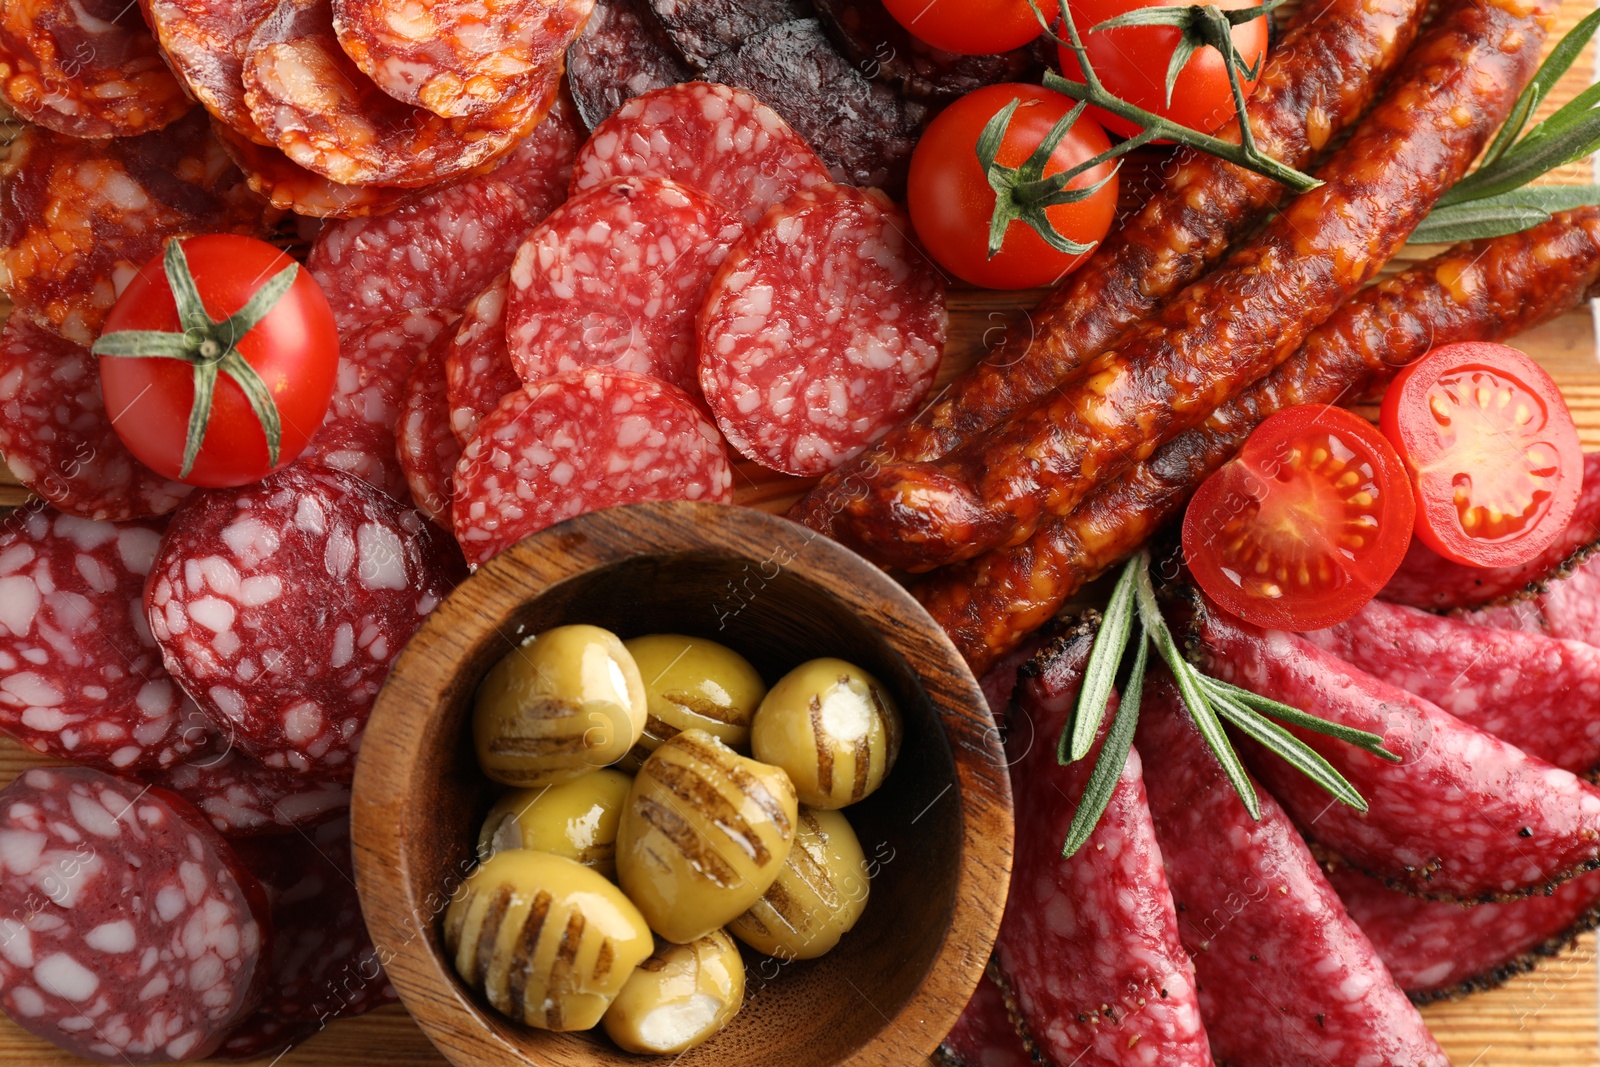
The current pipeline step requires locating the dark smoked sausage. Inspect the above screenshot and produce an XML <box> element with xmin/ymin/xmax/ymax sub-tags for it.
<box><xmin>827</xmin><ymin>0</ymin><xmax>1558</xmax><ymax>571</ymax></box>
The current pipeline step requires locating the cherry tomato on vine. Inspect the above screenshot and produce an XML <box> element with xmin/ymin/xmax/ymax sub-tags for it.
<box><xmin>908</xmin><ymin>83</ymin><xmax>1118</xmax><ymax>290</ymax></box>
<box><xmin>1183</xmin><ymin>404</ymin><xmax>1416</xmax><ymax>632</ymax></box>
<box><xmin>882</xmin><ymin>0</ymin><xmax>1062</xmax><ymax>55</ymax></box>
<box><xmin>1379</xmin><ymin>342</ymin><xmax>1583</xmax><ymax>570</ymax></box>
<box><xmin>95</xmin><ymin>234</ymin><xmax>340</xmax><ymax>488</ymax></box>
<box><xmin>1059</xmin><ymin>0</ymin><xmax>1269</xmax><ymax>139</ymax></box>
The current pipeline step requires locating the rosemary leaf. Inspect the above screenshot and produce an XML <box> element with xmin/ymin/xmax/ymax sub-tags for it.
<box><xmin>1200</xmin><ymin>676</ymin><xmax>1399</xmax><ymax>761</ymax></box>
<box><xmin>1440</xmin><ymin>84</ymin><xmax>1600</xmax><ymax>207</ymax></box>
<box><xmin>1064</xmin><ymin>554</ymin><xmax>1140</xmax><ymax>763</ymax></box>
<box><xmin>1482</xmin><ymin>7</ymin><xmax>1600</xmax><ymax>166</ymax></box>
<box><xmin>1209</xmin><ymin>690</ymin><xmax>1368</xmax><ymax>810</ymax></box>
<box><xmin>1061</xmin><ymin>638</ymin><xmax>1148</xmax><ymax>858</ymax></box>
<box><xmin>1409</xmin><ymin>202</ymin><xmax>1557</xmax><ymax>244</ymax></box>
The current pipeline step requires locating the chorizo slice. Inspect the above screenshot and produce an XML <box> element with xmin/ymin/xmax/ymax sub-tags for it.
<box><xmin>146</xmin><ymin>0</ymin><xmax>275</xmax><ymax>142</ymax></box>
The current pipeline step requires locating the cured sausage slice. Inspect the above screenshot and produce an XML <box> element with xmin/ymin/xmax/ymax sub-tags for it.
<box><xmin>1138</xmin><ymin>678</ymin><xmax>1448</xmax><ymax>1067</ymax></box>
<box><xmin>397</xmin><ymin>332</ymin><xmax>463</xmax><ymax>530</ymax></box>
<box><xmin>146</xmin><ymin>466</ymin><xmax>458</xmax><ymax>780</ymax></box>
<box><xmin>1329</xmin><ymin>862</ymin><xmax>1600</xmax><ymax>1000</ymax></box>
<box><xmin>332</xmin><ymin>0</ymin><xmax>591</xmax><ymax>118</ymax></box>
<box><xmin>301</xmin><ymin>307</ymin><xmax>459</xmax><ymax>503</ymax></box>
<box><xmin>0</xmin><ymin>317</ymin><xmax>192</xmax><ymax>523</ymax></box>
<box><xmin>1195</xmin><ymin>598</ymin><xmax>1600</xmax><ymax>901</ymax></box>
<box><xmin>212</xmin><ymin>121</ymin><xmax>421</xmax><ymax>218</ymax></box>
<box><xmin>506</xmin><ymin>176</ymin><xmax>744</xmax><ymax>395</ymax></box>
<box><xmin>146</xmin><ymin>0</ymin><xmax>275</xmax><ymax>142</ymax></box>
<box><xmin>699</xmin><ymin>185</ymin><xmax>946</xmax><ymax>477</ymax></box>
<box><xmin>565</xmin><ymin>0</ymin><xmax>691</xmax><ymax>129</ymax></box>
<box><xmin>0</xmin><ymin>508</ymin><xmax>210</xmax><ymax>773</ymax></box>
<box><xmin>452</xmin><ymin>370</ymin><xmax>733</xmax><ymax>567</ymax></box>
<box><xmin>1458</xmin><ymin>557</ymin><xmax>1600</xmax><ymax>649</ymax></box>
<box><xmin>937</xmin><ymin>971</ymin><xmax>1032</xmax><ymax>1067</ymax></box>
<box><xmin>0</xmin><ymin>0</ymin><xmax>191</xmax><ymax>138</ymax></box>
<box><xmin>150</xmin><ymin>739</ymin><xmax>352</xmax><ymax>838</ymax></box>
<box><xmin>647</xmin><ymin>0</ymin><xmax>807</xmax><ymax>68</ymax></box>
<box><xmin>1303</xmin><ymin>598</ymin><xmax>1600</xmax><ymax>774</ymax></box>
<box><xmin>0</xmin><ymin>113</ymin><xmax>272</xmax><ymax>346</ymax></box>
<box><xmin>0</xmin><ymin>767</ymin><xmax>268</xmax><ymax>1063</ymax></box>
<box><xmin>996</xmin><ymin>625</ymin><xmax>1213</xmax><ymax>1066</ymax></box>
<box><xmin>571</xmin><ymin>82</ymin><xmax>831</xmax><ymax>224</ymax></box>
<box><xmin>444</xmin><ymin>273</ymin><xmax>521</xmax><ymax>446</ymax></box>
<box><xmin>488</xmin><ymin>88</ymin><xmax>583</xmax><ymax>218</ymax></box>
<box><xmin>812</xmin><ymin>0</ymin><xmax>1039</xmax><ymax>102</ymax></box>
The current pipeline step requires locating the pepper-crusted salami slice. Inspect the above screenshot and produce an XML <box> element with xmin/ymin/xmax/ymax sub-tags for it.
<box><xmin>213</xmin><ymin>122</ymin><xmax>421</xmax><ymax>218</ymax></box>
<box><xmin>0</xmin><ymin>767</ymin><xmax>268</xmax><ymax>1063</ymax></box>
<box><xmin>571</xmin><ymin>82</ymin><xmax>831</xmax><ymax>224</ymax></box>
<box><xmin>397</xmin><ymin>333</ymin><xmax>463</xmax><ymax>530</ymax></box>
<box><xmin>1458</xmin><ymin>555</ymin><xmax>1600</xmax><ymax>649</ymax></box>
<box><xmin>1195</xmin><ymin>599</ymin><xmax>1600</xmax><ymax>901</ymax></box>
<box><xmin>1329</xmin><ymin>863</ymin><xmax>1600</xmax><ymax>1000</ymax></box>
<box><xmin>0</xmin><ymin>113</ymin><xmax>272</xmax><ymax>346</ymax></box>
<box><xmin>150</xmin><ymin>740</ymin><xmax>352</xmax><ymax>837</ymax></box>
<box><xmin>445</xmin><ymin>273</ymin><xmax>521</xmax><ymax>446</ymax></box>
<box><xmin>1303</xmin><ymin>598</ymin><xmax>1600</xmax><ymax>774</ymax></box>
<box><xmin>506</xmin><ymin>176</ymin><xmax>744</xmax><ymax>395</ymax></box>
<box><xmin>565</xmin><ymin>0</ymin><xmax>691</xmax><ymax>128</ymax></box>
<box><xmin>301</xmin><ymin>308</ymin><xmax>459</xmax><ymax>503</ymax></box>
<box><xmin>146</xmin><ymin>466</ymin><xmax>458</xmax><ymax>780</ymax></box>
<box><xmin>812</xmin><ymin>0</ymin><xmax>1038</xmax><ymax>101</ymax></box>
<box><xmin>0</xmin><ymin>508</ymin><xmax>210</xmax><ymax>772</ymax></box>
<box><xmin>699</xmin><ymin>185</ymin><xmax>946</xmax><ymax>477</ymax></box>
<box><xmin>453</xmin><ymin>370</ymin><xmax>733</xmax><ymax>567</ymax></box>
<box><xmin>648</xmin><ymin>0</ymin><xmax>807</xmax><ymax>67</ymax></box>
<box><xmin>0</xmin><ymin>0</ymin><xmax>192</xmax><ymax>138</ymax></box>
<box><xmin>996</xmin><ymin>625</ymin><xmax>1213</xmax><ymax>1066</ymax></box>
<box><xmin>937</xmin><ymin>971</ymin><xmax>1032</xmax><ymax>1067</ymax></box>
<box><xmin>146</xmin><ymin>0</ymin><xmax>275</xmax><ymax>142</ymax></box>
<box><xmin>332</xmin><ymin>0</ymin><xmax>591</xmax><ymax>118</ymax></box>
<box><xmin>0</xmin><ymin>318</ymin><xmax>192</xmax><ymax>523</ymax></box>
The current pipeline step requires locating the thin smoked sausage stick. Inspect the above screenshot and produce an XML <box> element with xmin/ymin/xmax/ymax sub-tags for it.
<box><xmin>828</xmin><ymin>0</ymin><xmax>1559</xmax><ymax>572</ymax></box>
<box><xmin>919</xmin><ymin>209</ymin><xmax>1600</xmax><ymax>674</ymax></box>
<box><xmin>786</xmin><ymin>0</ymin><xmax>1431</xmax><ymax>534</ymax></box>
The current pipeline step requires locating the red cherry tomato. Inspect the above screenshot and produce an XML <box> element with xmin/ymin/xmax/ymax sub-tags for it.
<box><xmin>908</xmin><ymin>83</ymin><xmax>1118</xmax><ymax>290</ymax></box>
<box><xmin>882</xmin><ymin>0</ymin><xmax>1062</xmax><ymax>55</ymax></box>
<box><xmin>1183</xmin><ymin>404</ymin><xmax>1416</xmax><ymax>632</ymax></box>
<box><xmin>1059</xmin><ymin>0</ymin><xmax>1269</xmax><ymax>138</ymax></box>
<box><xmin>98</xmin><ymin>234</ymin><xmax>340</xmax><ymax>488</ymax></box>
<box><xmin>1379</xmin><ymin>342</ymin><xmax>1583</xmax><ymax>569</ymax></box>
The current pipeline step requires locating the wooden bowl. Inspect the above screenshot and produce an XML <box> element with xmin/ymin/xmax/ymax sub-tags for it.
<box><xmin>352</xmin><ymin>502</ymin><xmax>1013</xmax><ymax>1067</ymax></box>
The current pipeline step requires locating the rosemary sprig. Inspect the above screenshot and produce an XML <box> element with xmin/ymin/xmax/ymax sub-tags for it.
<box><xmin>1059</xmin><ymin>551</ymin><xmax>1397</xmax><ymax>857</ymax></box>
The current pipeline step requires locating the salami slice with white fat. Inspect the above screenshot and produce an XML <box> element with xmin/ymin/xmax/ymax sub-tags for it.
<box><xmin>1457</xmin><ymin>554</ymin><xmax>1600</xmax><ymax>649</ymax></box>
<box><xmin>0</xmin><ymin>767</ymin><xmax>268</xmax><ymax>1063</ymax></box>
<box><xmin>699</xmin><ymin>184</ymin><xmax>946</xmax><ymax>476</ymax></box>
<box><xmin>452</xmin><ymin>370</ymin><xmax>734</xmax><ymax>567</ymax></box>
<box><xmin>0</xmin><ymin>317</ymin><xmax>192</xmax><ymax>523</ymax></box>
<box><xmin>146</xmin><ymin>0</ymin><xmax>275</xmax><ymax>142</ymax></box>
<box><xmin>301</xmin><ymin>307</ymin><xmax>459</xmax><ymax>503</ymax></box>
<box><xmin>564</xmin><ymin>0</ymin><xmax>691</xmax><ymax>129</ymax></box>
<box><xmin>0</xmin><ymin>0</ymin><xmax>192</xmax><ymax>138</ymax></box>
<box><xmin>149</xmin><ymin>738</ymin><xmax>352</xmax><ymax>838</ymax></box>
<box><xmin>486</xmin><ymin>89</ymin><xmax>583</xmax><ymax>218</ymax></box>
<box><xmin>146</xmin><ymin>466</ymin><xmax>458</xmax><ymax>780</ymax></box>
<box><xmin>938</xmin><ymin>971</ymin><xmax>1032</xmax><ymax>1067</ymax></box>
<box><xmin>506</xmin><ymin>176</ymin><xmax>744</xmax><ymax>395</ymax></box>
<box><xmin>1138</xmin><ymin>677</ymin><xmax>1448</xmax><ymax>1067</ymax></box>
<box><xmin>397</xmin><ymin>332</ymin><xmax>463</xmax><ymax>530</ymax></box>
<box><xmin>0</xmin><ymin>508</ymin><xmax>211</xmax><ymax>773</ymax></box>
<box><xmin>445</xmin><ymin>273</ymin><xmax>522</xmax><ymax>446</ymax></box>
<box><xmin>571</xmin><ymin>82</ymin><xmax>832</xmax><ymax>224</ymax></box>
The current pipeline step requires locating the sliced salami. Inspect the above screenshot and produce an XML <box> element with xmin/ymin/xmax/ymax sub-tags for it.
<box><xmin>332</xmin><ymin>0</ymin><xmax>591</xmax><ymax>118</ymax></box>
<box><xmin>0</xmin><ymin>767</ymin><xmax>268</xmax><ymax>1063</ymax></box>
<box><xmin>1195</xmin><ymin>598</ymin><xmax>1600</xmax><ymax>901</ymax></box>
<box><xmin>1329</xmin><ymin>862</ymin><xmax>1600</xmax><ymax>1000</ymax></box>
<box><xmin>571</xmin><ymin>82</ymin><xmax>832</xmax><ymax>224</ymax></box>
<box><xmin>397</xmin><ymin>332</ymin><xmax>462</xmax><ymax>530</ymax></box>
<box><xmin>0</xmin><ymin>317</ymin><xmax>192</xmax><ymax>522</ymax></box>
<box><xmin>647</xmin><ymin>0</ymin><xmax>809</xmax><ymax>68</ymax></box>
<box><xmin>146</xmin><ymin>466</ymin><xmax>458</xmax><ymax>779</ymax></box>
<box><xmin>1457</xmin><ymin>554</ymin><xmax>1600</xmax><ymax>649</ymax></box>
<box><xmin>486</xmin><ymin>88</ymin><xmax>583</xmax><ymax>218</ymax></box>
<box><xmin>812</xmin><ymin>0</ymin><xmax>1040</xmax><ymax>102</ymax></box>
<box><xmin>506</xmin><ymin>175</ymin><xmax>743</xmax><ymax>394</ymax></box>
<box><xmin>1304</xmin><ymin>597</ymin><xmax>1600</xmax><ymax>774</ymax></box>
<box><xmin>996</xmin><ymin>625</ymin><xmax>1213</xmax><ymax>1066</ymax></box>
<box><xmin>1138</xmin><ymin>676</ymin><xmax>1448</xmax><ymax>1067</ymax></box>
<box><xmin>0</xmin><ymin>0</ymin><xmax>192</xmax><ymax>138</ymax></box>
<box><xmin>301</xmin><ymin>307</ymin><xmax>459</xmax><ymax>502</ymax></box>
<box><xmin>213</xmin><ymin>122</ymin><xmax>421</xmax><ymax>219</ymax></box>
<box><xmin>564</xmin><ymin>0</ymin><xmax>692</xmax><ymax>129</ymax></box>
<box><xmin>452</xmin><ymin>370</ymin><xmax>734</xmax><ymax>567</ymax></box>
<box><xmin>445</xmin><ymin>273</ymin><xmax>522</xmax><ymax>446</ymax></box>
<box><xmin>0</xmin><ymin>113</ymin><xmax>271</xmax><ymax>346</ymax></box>
<box><xmin>149</xmin><ymin>739</ymin><xmax>352</xmax><ymax>838</ymax></box>
<box><xmin>699</xmin><ymin>184</ymin><xmax>946</xmax><ymax>476</ymax></box>
<box><xmin>146</xmin><ymin>0</ymin><xmax>275</xmax><ymax>142</ymax></box>
<box><xmin>937</xmin><ymin>970</ymin><xmax>1032</xmax><ymax>1067</ymax></box>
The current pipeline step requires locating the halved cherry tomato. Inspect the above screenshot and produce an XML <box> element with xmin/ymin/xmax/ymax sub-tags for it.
<box><xmin>908</xmin><ymin>83</ymin><xmax>1118</xmax><ymax>289</ymax></box>
<box><xmin>1379</xmin><ymin>342</ymin><xmax>1583</xmax><ymax>569</ymax></box>
<box><xmin>1059</xmin><ymin>0</ymin><xmax>1269</xmax><ymax>139</ymax></box>
<box><xmin>1183</xmin><ymin>404</ymin><xmax>1416</xmax><ymax>632</ymax></box>
<box><xmin>882</xmin><ymin>0</ymin><xmax>1061</xmax><ymax>55</ymax></box>
<box><xmin>97</xmin><ymin>234</ymin><xmax>340</xmax><ymax>489</ymax></box>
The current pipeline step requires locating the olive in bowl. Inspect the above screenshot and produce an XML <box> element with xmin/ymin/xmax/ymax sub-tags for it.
<box><xmin>621</xmin><ymin>634</ymin><xmax>767</xmax><ymax>767</ymax></box>
<box><xmin>477</xmin><ymin>769</ymin><xmax>633</xmax><ymax>878</ymax></box>
<box><xmin>751</xmin><ymin>659</ymin><xmax>902</xmax><ymax>810</ymax></box>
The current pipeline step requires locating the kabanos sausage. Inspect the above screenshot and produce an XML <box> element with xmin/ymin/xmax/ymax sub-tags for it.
<box><xmin>786</xmin><ymin>0</ymin><xmax>1430</xmax><ymax>534</ymax></box>
<box><xmin>829</xmin><ymin>0</ymin><xmax>1559</xmax><ymax>571</ymax></box>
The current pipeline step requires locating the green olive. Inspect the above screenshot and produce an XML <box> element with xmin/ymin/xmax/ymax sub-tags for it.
<box><xmin>474</xmin><ymin>625</ymin><xmax>647</xmax><ymax>787</ymax></box>
<box><xmin>617</xmin><ymin>729</ymin><xmax>798</xmax><ymax>943</ymax></box>
<box><xmin>729</xmin><ymin>807</ymin><xmax>869</xmax><ymax>960</ymax></box>
<box><xmin>601</xmin><ymin>930</ymin><xmax>745</xmax><ymax>1054</ymax></box>
<box><xmin>621</xmin><ymin>634</ymin><xmax>767</xmax><ymax>769</ymax></box>
<box><xmin>443</xmin><ymin>850</ymin><xmax>653</xmax><ymax>1031</ymax></box>
<box><xmin>750</xmin><ymin>658</ymin><xmax>902</xmax><ymax>809</ymax></box>
<box><xmin>477</xmin><ymin>769</ymin><xmax>634</xmax><ymax>878</ymax></box>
